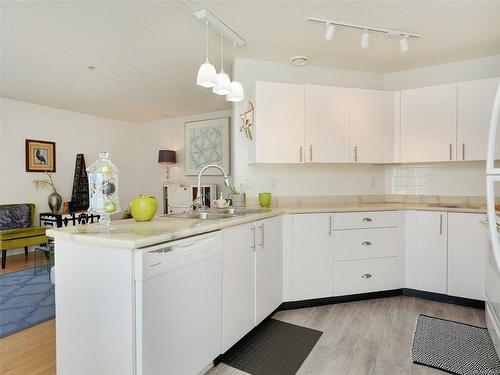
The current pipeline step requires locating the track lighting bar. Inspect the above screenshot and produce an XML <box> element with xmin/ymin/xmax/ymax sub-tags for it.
<box><xmin>195</xmin><ymin>9</ymin><xmax>246</xmax><ymax>47</ymax></box>
<box><xmin>309</xmin><ymin>17</ymin><xmax>420</xmax><ymax>39</ymax></box>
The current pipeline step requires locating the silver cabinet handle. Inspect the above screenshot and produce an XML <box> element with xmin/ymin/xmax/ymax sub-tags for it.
<box><xmin>362</xmin><ymin>217</ymin><xmax>373</xmax><ymax>222</ymax></box>
<box><xmin>449</xmin><ymin>144</ymin><xmax>453</xmax><ymax>160</ymax></box>
<box><xmin>462</xmin><ymin>143</ymin><xmax>465</xmax><ymax>160</ymax></box>
<box><xmin>299</xmin><ymin>145</ymin><xmax>303</xmax><ymax>162</ymax></box>
<box><xmin>258</xmin><ymin>224</ymin><xmax>264</xmax><ymax>248</ymax></box>
<box><xmin>328</xmin><ymin>215</ymin><xmax>332</xmax><ymax>237</ymax></box>
<box><xmin>361</xmin><ymin>273</ymin><xmax>372</xmax><ymax>279</ymax></box>
<box><xmin>354</xmin><ymin>145</ymin><xmax>358</xmax><ymax>162</ymax></box>
<box><xmin>361</xmin><ymin>241</ymin><xmax>372</xmax><ymax>246</ymax></box>
<box><xmin>439</xmin><ymin>213</ymin><xmax>443</xmax><ymax>235</ymax></box>
<box><xmin>309</xmin><ymin>145</ymin><xmax>313</xmax><ymax>162</ymax></box>
<box><xmin>250</xmin><ymin>226</ymin><xmax>256</xmax><ymax>250</ymax></box>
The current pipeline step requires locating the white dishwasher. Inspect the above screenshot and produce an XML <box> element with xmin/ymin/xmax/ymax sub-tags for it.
<box><xmin>135</xmin><ymin>231</ymin><xmax>222</xmax><ymax>375</ymax></box>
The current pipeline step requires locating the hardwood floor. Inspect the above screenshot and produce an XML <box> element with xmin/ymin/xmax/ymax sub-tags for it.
<box><xmin>0</xmin><ymin>253</ymin><xmax>486</xmax><ymax>375</ymax></box>
<box><xmin>209</xmin><ymin>296</ymin><xmax>486</xmax><ymax>375</ymax></box>
<box><xmin>0</xmin><ymin>252</ymin><xmax>56</xmax><ymax>375</ymax></box>
<box><xmin>0</xmin><ymin>320</ymin><xmax>56</xmax><ymax>375</ymax></box>
<box><xmin>0</xmin><ymin>252</ymin><xmax>37</xmax><ymax>275</ymax></box>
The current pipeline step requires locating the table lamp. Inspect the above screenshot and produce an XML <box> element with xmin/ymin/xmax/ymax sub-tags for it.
<box><xmin>158</xmin><ymin>150</ymin><xmax>176</xmax><ymax>182</ymax></box>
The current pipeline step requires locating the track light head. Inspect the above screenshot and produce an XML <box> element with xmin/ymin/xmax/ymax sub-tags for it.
<box><xmin>400</xmin><ymin>35</ymin><xmax>409</xmax><ymax>53</ymax></box>
<box><xmin>324</xmin><ymin>23</ymin><xmax>335</xmax><ymax>41</ymax></box>
<box><xmin>361</xmin><ymin>30</ymin><xmax>369</xmax><ymax>49</ymax></box>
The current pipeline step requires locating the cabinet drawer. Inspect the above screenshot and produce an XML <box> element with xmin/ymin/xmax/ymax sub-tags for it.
<box><xmin>333</xmin><ymin>211</ymin><xmax>400</xmax><ymax>229</ymax></box>
<box><xmin>334</xmin><ymin>227</ymin><xmax>400</xmax><ymax>261</ymax></box>
<box><xmin>334</xmin><ymin>257</ymin><xmax>401</xmax><ymax>296</ymax></box>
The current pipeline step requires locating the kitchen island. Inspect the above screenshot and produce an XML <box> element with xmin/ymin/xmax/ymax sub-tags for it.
<box><xmin>48</xmin><ymin>197</ymin><xmax>487</xmax><ymax>375</ymax></box>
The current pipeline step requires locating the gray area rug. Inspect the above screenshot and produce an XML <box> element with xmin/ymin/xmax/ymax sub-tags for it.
<box><xmin>221</xmin><ymin>318</ymin><xmax>322</xmax><ymax>375</ymax></box>
<box><xmin>411</xmin><ymin>314</ymin><xmax>500</xmax><ymax>374</ymax></box>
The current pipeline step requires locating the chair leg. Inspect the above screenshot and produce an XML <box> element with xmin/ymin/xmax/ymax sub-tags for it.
<box><xmin>25</xmin><ymin>246</ymin><xmax>28</xmax><ymax>257</ymax></box>
<box><xmin>2</xmin><ymin>250</ymin><xmax>6</xmax><ymax>269</ymax></box>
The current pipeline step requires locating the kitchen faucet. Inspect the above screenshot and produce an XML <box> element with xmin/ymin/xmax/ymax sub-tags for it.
<box><xmin>192</xmin><ymin>164</ymin><xmax>231</xmax><ymax>211</ymax></box>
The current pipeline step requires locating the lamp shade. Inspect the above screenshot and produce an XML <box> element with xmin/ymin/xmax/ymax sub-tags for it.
<box><xmin>212</xmin><ymin>70</ymin><xmax>232</xmax><ymax>96</ymax></box>
<box><xmin>158</xmin><ymin>150</ymin><xmax>176</xmax><ymax>164</ymax></box>
<box><xmin>226</xmin><ymin>81</ymin><xmax>245</xmax><ymax>102</ymax></box>
<box><xmin>196</xmin><ymin>60</ymin><xmax>218</xmax><ymax>88</ymax></box>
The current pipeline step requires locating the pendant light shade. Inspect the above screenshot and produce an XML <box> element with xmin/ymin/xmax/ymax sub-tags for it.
<box><xmin>196</xmin><ymin>21</ymin><xmax>217</xmax><ymax>88</ymax></box>
<box><xmin>197</xmin><ymin>61</ymin><xmax>217</xmax><ymax>88</ymax></box>
<box><xmin>227</xmin><ymin>81</ymin><xmax>244</xmax><ymax>102</ymax></box>
<box><xmin>213</xmin><ymin>70</ymin><xmax>232</xmax><ymax>95</ymax></box>
<box><xmin>226</xmin><ymin>42</ymin><xmax>244</xmax><ymax>102</ymax></box>
<box><xmin>212</xmin><ymin>33</ymin><xmax>232</xmax><ymax>95</ymax></box>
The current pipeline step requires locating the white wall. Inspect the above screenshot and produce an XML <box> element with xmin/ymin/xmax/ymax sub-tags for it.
<box><xmin>384</xmin><ymin>54</ymin><xmax>500</xmax><ymax>90</ymax></box>
<box><xmin>133</xmin><ymin>109</ymin><xmax>232</xmax><ymax>213</ymax></box>
<box><xmin>232</xmin><ymin>58</ymin><xmax>387</xmax><ymax>197</ymax></box>
<box><xmin>0</xmin><ymin>98</ymin><xmax>136</xmax><ymax>219</ymax></box>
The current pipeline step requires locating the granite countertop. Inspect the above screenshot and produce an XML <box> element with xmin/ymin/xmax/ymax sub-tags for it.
<box><xmin>47</xmin><ymin>198</ymin><xmax>487</xmax><ymax>249</ymax></box>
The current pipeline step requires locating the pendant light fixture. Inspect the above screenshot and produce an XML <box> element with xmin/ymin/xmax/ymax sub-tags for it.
<box><xmin>400</xmin><ymin>35</ymin><xmax>409</xmax><ymax>53</ymax></box>
<box><xmin>360</xmin><ymin>29</ymin><xmax>370</xmax><ymax>48</ymax></box>
<box><xmin>324</xmin><ymin>22</ymin><xmax>335</xmax><ymax>41</ymax></box>
<box><xmin>196</xmin><ymin>21</ymin><xmax>218</xmax><ymax>88</ymax></box>
<box><xmin>213</xmin><ymin>33</ymin><xmax>232</xmax><ymax>96</ymax></box>
<box><xmin>227</xmin><ymin>42</ymin><xmax>244</xmax><ymax>102</ymax></box>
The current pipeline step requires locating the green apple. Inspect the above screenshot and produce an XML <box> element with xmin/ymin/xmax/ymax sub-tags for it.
<box><xmin>129</xmin><ymin>194</ymin><xmax>157</xmax><ymax>222</ymax></box>
<box><xmin>104</xmin><ymin>201</ymin><xmax>117</xmax><ymax>213</ymax></box>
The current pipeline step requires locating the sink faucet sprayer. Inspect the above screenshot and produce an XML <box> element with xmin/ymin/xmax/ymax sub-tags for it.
<box><xmin>192</xmin><ymin>164</ymin><xmax>232</xmax><ymax>210</ymax></box>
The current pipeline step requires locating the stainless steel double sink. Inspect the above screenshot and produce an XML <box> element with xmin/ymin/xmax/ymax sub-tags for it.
<box><xmin>167</xmin><ymin>208</ymin><xmax>267</xmax><ymax>220</ymax></box>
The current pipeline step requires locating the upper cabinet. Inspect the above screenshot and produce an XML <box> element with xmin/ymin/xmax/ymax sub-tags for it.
<box><xmin>250</xmin><ymin>81</ymin><xmax>305</xmax><ymax>164</ymax></box>
<box><xmin>401</xmin><ymin>83</ymin><xmax>458</xmax><ymax>163</ymax></box>
<box><xmin>458</xmin><ymin>77</ymin><xmax>500</xmax><ymax>161</ymax></box>
<box><xmin>350</xmin><ymin>88</ymin><xmax>396</xmax><ymax>163</ymax></box>
<box><xmin>305</xmin><ymin>85</ymin><xmax>350</xmax><ymax>163</ymax></box>
<box><xmin>250</xmin><ymin>78</ymin><xmax>499</xmax><ymax>164</ymax></box>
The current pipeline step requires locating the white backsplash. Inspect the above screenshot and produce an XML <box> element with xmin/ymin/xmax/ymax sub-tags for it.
<box><xmin>385</xmin><ymin>162</ymin><xmax>486</xmax><ymax>196</ymax></box>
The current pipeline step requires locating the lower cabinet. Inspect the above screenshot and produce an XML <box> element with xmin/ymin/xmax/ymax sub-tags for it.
<box><xmin>447</xmin><ymin>213</ymin><xmax>486</xmax><ymax>300</ymax></box>
<box><xmin>406</xmin><ymin>211</ymin><xmax>448</xmax><ymax>294</ymax></box>
<box><xmin>334</xmin><ymin>257</ymin><xmax>401</xmax><ymax>296</ymax></box>
<box><xmin>291</xmin><ymin>213</ymin><xmax>334</xmax><ymax>301</ymax></box>
<box><xmin>333</xmin><ymin>211</ymin><xmax>403</xmax><ymax>296</ymax></box>
<box><xmin>255</xmin><ymin>216</ymin><xmax>283</xmax><ymax>324</ymax></box>
<box><xmin>222</xmin><ymin>216</ymin><xmax>283</xmax><ymax>352</ymax></box>
<box><xmin>222</xmin><ymin>222</ymin><xmax>255</xmax><ymax>352</ymax></box>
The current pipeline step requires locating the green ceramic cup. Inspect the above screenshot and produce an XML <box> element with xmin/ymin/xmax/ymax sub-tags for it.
<box><xmin>258</xmin><ymin>192</ymin><xmax>272</xmax><ymax>208</ymax></box>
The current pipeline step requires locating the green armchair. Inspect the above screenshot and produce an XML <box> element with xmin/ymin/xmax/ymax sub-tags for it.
<box><xmin>0</xmin><ymin>203</ymin><xmax>48</xmax><ymax>269</ymax></box>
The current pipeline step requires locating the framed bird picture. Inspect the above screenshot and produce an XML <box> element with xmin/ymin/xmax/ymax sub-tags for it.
<box><xmin>25</xmin><ymin>139</ymin><xmax>56</xmax><ymax>172</ymax></box>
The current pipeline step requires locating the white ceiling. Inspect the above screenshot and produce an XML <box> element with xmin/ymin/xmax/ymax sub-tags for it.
<box><xmin>2</xmin><ymin>1</ymin><xmax>500</xmax><ymax>123</ymax></box>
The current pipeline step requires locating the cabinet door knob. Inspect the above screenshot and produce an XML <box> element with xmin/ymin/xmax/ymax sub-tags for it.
<box><xmin>362</xmin><ymin>217</ymin><xmax>373</xmax><ymax>222</ymax></box>
<box><xmin>361</xmin><ymin>241</ymin><xmax>372</xmax><ymax>246</ymax></box>
<box><xmin>361</xmin><ymin>273</ymin><xmax>372</xmax><ymax>279</ymax></box>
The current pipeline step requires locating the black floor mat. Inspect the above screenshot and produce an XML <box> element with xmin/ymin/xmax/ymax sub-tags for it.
<box><xmin>220</xmin><ymin>318</ymin><xmax>323</xmax><ymax>375</ymax></box>
<box><xmin>411</xmin><ymin>314</ymin><xmax>500</xmax><ymax>374</ymax></box>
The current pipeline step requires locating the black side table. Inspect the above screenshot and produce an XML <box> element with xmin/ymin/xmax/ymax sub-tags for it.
<box><xmin>39</xmin><ymin>212</ymin><xmax>100</xmax><ymax>228</ymax></box>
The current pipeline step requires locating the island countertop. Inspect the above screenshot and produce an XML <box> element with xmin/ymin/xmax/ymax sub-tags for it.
<box><xmin>47</xmin><ymin>198</ymin><xmax>487</xmax><ymax>250</ymax></box>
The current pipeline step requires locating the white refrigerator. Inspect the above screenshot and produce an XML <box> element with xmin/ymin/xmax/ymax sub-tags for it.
<box><xmin>486</xmin><ymin>80</ymin><xmax>500</xmax><ymax>355</ymax></box>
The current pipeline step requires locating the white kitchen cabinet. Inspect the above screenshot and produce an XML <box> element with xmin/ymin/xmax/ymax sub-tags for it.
<box><xmin>410</xmin><ymin>211</ymin><xmax>448</xmax><ymax>294</ymax></box>
<box><xmin>251</xmin><ymin>81</ymin><xmax>305</xmax><ymax>163</ymax></box>
<box><xmin>255</xmin><ymin>216</ymin><xmax>283</xmax><ymax>325</ymax></box>
<box><xmin>292</xmin><ymin>213</ymin><xmax>334</xmax><ymax>300</ymax></box>
<box><xmin>401</xmin><ymin>83</ymin><xmax>458</xmax><ymax>162</ymax></box>
<box><xmin>350</xmin><ymin>88</ymin><xmax>395</xmax><ymax>163</ymax></box>
<box><xmin>304</xmin><ymin>85</ymin><xmax>350</xmax><ymax>163</ymax></box>
<box><xmin>222</xmin><ymin>223</ymin><xmax>256</xmax><ymax>352</ymax></box>
<box><xmin>458</xmin><ymin>77</ymin><xmax>500</xmax><ymax>161</ymax></box>
<box><xmin>447</xmin><ymin>213</ymin><xmax>486</xmax><ymax>300</ymax></box>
